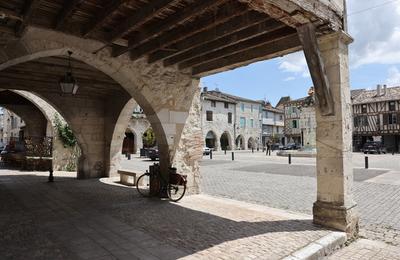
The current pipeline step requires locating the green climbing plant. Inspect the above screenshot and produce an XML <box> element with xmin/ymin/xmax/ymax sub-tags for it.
<box><xmin>142</xmin><ymin>128</ymin><xmax>156</xmax><ymax>147</ymax></box>
<box><xmin>54</xmin><ymin>114</ymin><xmax>77</xmax><ymax>148</ymax></box>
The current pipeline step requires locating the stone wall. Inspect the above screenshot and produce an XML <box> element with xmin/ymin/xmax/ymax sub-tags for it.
<box><xmin>236</xmin><ymin>101</ymin><xmax>262</xmax><ymax>149</ymax></box>
<box><xmin>201</xmin><ymin>98</ymin><xmax>235</xmax><ymax>151</ymax></box>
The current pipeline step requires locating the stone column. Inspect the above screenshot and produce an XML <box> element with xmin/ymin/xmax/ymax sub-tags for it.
<box><xmin>313</xmin><ymin>31</ymin><xmax>359</xmax><ymax>237</ymax></box>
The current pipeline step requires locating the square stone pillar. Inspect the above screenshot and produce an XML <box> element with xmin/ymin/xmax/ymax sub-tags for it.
<box><xmin>312</xmin><ymin>31</ymin><xmax>359</xmax><ymax>237</ymax></box>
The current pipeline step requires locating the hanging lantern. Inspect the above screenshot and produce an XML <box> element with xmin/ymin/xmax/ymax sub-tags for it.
<box><xmin>59</xmin><ymin>51</ymin><xmax>78</xmax><ymax>95</ymax></box>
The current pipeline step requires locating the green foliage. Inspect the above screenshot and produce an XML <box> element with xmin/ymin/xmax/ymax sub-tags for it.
<box><xmin>54</xmin><ymin>114</ymin><xmax>77</xmax><ymax>148</ymax></box>
<box><xmin>142</xmin><ymin>128</ymin><xmax>156</xmax><ymax>147</ymax></box>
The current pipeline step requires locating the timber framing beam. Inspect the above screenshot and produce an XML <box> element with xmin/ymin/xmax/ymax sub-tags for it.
<box><xmin>82</xmin><ymin>0</ymin><xmax>127</xmax><ymax>37</ymax></box>
<box><xmin>239</xmin><ymin>0</ymin><xmax>343</xmax><ymax>31</ymax></box>
<box><xmin>148</xmin><ymin>11</ymin><xmax>268</xmax><ymax>63</ymax></box>
<box><xmin>297</xmin><ymin>23</ymin><xmax>334</xmax><ymax>116</ymax></box>
<box><xmin>192</xmin><ymin>33</ymin><xmax>301</xmax><ymax>77</ymax></box>
<box><xmin>164</xmin><ymin>19</ymin><xmax>283</xmax><ymax>67</ymax></box>
<box><xmin>181</xmin><ymin>26</ymin><xmax>295</xmax><ymax>69</ymax></box>
<box><xmin>107</xmin><ymin>0</ymin><xmax>181</xmax><ymax>44</ymax></box>
<box><xmin>15</xmin><ymin>0</ymin><xmax>42</xmax><ymax>37</ymax></box>
<box><xmin>113</xmin><ymin>0</ymin><xmax>227</xmax><ymax>57</ymax></box>
<box><xmin>55</xmin><ymin>0</ymin><xmax>85</xmax><ymax>30</ymax></box>
<box><xmin>129</xmin><ymin>2</ymin><xmax>248</xmax><ymax>61</ymax></box>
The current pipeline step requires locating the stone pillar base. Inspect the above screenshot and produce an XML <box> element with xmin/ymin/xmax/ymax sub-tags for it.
<box><xmin>313</xmin><ymin>201</ymin><xmax>359</xmax><ymax>239</ymax></box>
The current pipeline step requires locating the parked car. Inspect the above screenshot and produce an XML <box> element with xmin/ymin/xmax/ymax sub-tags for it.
<box><xmin>271</xmin><ymin>143</ymin><xmax>284</xmax><ymax>150</ymax></box>
<box><xmin>147</xmin><ymin>147</ymin><xmax>159</xmax><ymax>161</ymax></box>
<box><xmin>281</xmin><ymin>143</ymin><xmax>300</xmax><ymax>150</ymax></box>
<box><xmin>203</xmin><ymin>147</ymin><xmax>211</xmax><ymax>155</ymax></box>
<box><xmin>363</xmin><ymin>142</ymin><xmax>386</xmax><ymax>154</ymax></box>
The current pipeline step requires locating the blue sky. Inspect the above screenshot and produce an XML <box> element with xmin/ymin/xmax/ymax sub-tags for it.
<box><xmin>201</xmin><ymin>0</ymin><xmax>400</xmax><ymax>106</ymax></box>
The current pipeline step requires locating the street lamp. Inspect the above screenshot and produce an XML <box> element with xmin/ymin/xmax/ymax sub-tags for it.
<box><xmin>59</xmin><ymin>51</ymin><xmax>78</xmax><ymax>95</ymax></box>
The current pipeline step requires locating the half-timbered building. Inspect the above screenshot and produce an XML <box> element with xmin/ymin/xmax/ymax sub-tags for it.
<box><xmin>352</xmin><ymin>85</ymin><xmax>400</xmax><ymax>152</ymax></box>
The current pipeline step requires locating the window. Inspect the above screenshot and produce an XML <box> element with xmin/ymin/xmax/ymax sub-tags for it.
<box><xmin>224</xmin><ymin>102</ymin><xmax>229</xmax><ymax>109</ymax></box>
<box><xmin>228</xmin><ymin>113</ymin><xmax>232</xmax><ymax>124</ymax></box>
<box><xmin>361</xmin><ymin>104</ymin><xmax>367</xmax><ymax>113</ymax></box>
<box><xmin>211</xmin><ymin>101</ymin><xmax>216</xmax><ymax>107</ymax></box>
<box><xmin>240</xmin><ymin>117</ymin><xmax>246</xmax><ymax>128</ymax></box>
<box><xmin>389</xmin><ymin>101</ymin><xmax>396</xmax><ymax>111</ymax></box>
<box><xmin>389</xmin><ymin>113</ymin><xmax>397</xmax><ymax>125</ymax></box>
<box><xmin>292</xmin><ymin>120</ymin><xmax>298</xmax><ymax>128</ymax></box>
<box><xmin>250</xmin><ymin>119</ymin><xmax>254</xmax><ymax>128</ymax></box>
<box><xmin>279</xmin><ymin>115</ymin><xmax>283</xmax><ymax>120</ymax></box>
<box><xmin>240</xmin><ymin>103</ymin><xmax>245</xmax><ymax>112</ymax></box>
<box><xmin>251</xmin><ymin>105</ymin><xmax>253</xmax><ymax>112</ymax></box>
<box><xmin>206</xmin><ymin>111</ymin><xmax>213</xmax><ymax>121</ymax></box>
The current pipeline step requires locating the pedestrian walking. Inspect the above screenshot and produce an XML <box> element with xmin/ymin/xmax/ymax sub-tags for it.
<box><xmin>266</xmin><ymin>140</ymin><xmax>272</xmax><ymax>156</ymax></box>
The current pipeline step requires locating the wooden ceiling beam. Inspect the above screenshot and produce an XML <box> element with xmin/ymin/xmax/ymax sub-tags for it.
<box><xmin>107</xmin><ymin>0</ymin><xmax>181</xmax><ymax>44</ymax></box>
<box><xmin>148</xmin><ymin>11</ymin><xmax>267</xmax><ymax>63</ymax></box>
<box><xmin>0</xmin><ymin>71</ymin><xmax>120</xmax><ymax>89</ymax></box>
<box><xmin>113</xmin><ymin>0</ymin><xmax>227</xmax><ymax>57</ymax></box>
<box><xmin>164</xmin><ymin>19</ymin><xmax>283</xmax><ymax>67</ymax></box>
<box><xmin>9</xmin><ymin>62</ymin><xmax>113</xmax><ymax>82</ymax></box>
<box><xmin>180</xmin><ymin>26</ymin><xmax>296</xmax><ymax>69</ymax></box>
<box><xmin>192</xmin><ymin>33</ymin><xmax>301</xmax><ymax>77</ymax></box>
<box><xmin>82</xmin><ymin>0</ymin><xmax>128</xmax><ymax>37</ymax></box>
<box><xmin>127</xmin><ymin>2</ymin><xmax>248</xmax><ymax>60</ymax></box>
<box><xmin>15</xmin><ymin>0</ymin><xmax>43</xmax><ymax>37</ymax></box>
<box><xmin>55</xmin><ymin>0</ymin><xmax>86</xmax><ymax>30</ymax></box>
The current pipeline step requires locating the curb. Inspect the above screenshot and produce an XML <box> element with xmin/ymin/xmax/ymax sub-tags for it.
<box><xmin>282</xmin><ymin>231</ymin><xmax>347</xmax><ymax>260</ymax></box>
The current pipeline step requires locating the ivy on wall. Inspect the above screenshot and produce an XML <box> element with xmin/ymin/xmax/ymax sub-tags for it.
<box><xmin>54</xmin><ymin>114</ymin><xmax>77</xmax><ymax>148</ymax></box>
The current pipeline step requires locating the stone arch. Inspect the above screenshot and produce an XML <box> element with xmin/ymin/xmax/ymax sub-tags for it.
<box><xmin>0</xmin><ymin>27</ymin><xmax>200</xmax><ymax>184</ymax></box>
<box><xmin>248</xmin><ymin>137</ymin><xmax>256</xmax><ymax>149</ymax></box>
<box><xmin>220</xmin><ymin>131</ymin><xmax>232</xmax><ymax>151</ymax></box>
<box><xmin>205</xmin><ymin>130</ymin><xmax>218</xmax><ymax>150</ymax></box>
<box><xmin>235</xmin><ymin>135</ymin><xmax>245</xmax><ymax>150</ymax></box>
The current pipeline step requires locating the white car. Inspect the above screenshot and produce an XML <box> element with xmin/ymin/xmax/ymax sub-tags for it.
<box><xmin>203</xmin><ymin>147</ymin><xmax>211</xmax><ymax>155</ymax></box>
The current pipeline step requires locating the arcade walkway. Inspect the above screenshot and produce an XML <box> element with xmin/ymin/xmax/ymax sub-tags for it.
<box><xmin>0</xmin><ymin>170</ymin><xmax>334</xmax><ymax>259</ymax></box>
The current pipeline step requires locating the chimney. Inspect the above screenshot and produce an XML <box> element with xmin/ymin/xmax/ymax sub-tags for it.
<box><xmin>376</xmin><ymin>84</ymin><xmax>381</xmax><ymax>96</ymax></box>
<box><xmin>203</xmin><ymin>87</ymin><xmax>208</xmax><ymax>92</ymax></box>
<box><xmin>383</xmin><ymin>84</ymin><xmax>387</xmax><ymax>95</ymax></box>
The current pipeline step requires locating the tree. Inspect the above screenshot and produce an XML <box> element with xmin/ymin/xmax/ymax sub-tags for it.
<box><xmin>142</xmin><ymin>128</ymin><xmax>156</xmax><ymax>147</ymax></box>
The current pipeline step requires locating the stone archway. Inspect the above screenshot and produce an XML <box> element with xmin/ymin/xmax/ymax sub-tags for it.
<box><xmin>235</xmin><ymin>135</ymin><xmax>245</xmax><ymax>150</ymax></box>
<box><xmin>0</xmin><ymin>27</ymin><xmax>201</xmax><ymax>182</ymax></box>
<box><xmin>220</xmin><ymin>132</ymin><xmax>232</xmax><ymax>151</ymax></box>
<box><xmin>205</xmin><ymin>131</ymin><xmax>217</xmax><ymax>150</ymax></box>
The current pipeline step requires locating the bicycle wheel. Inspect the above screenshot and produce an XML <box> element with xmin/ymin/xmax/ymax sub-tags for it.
<box><xmin>136</xmin><ymin>173</ymin><xmax>151</xmax><ymax>197</ymax></box>
<box><xmin>167</xmin><ymin>176</ymin><xmax>186</xmax><ymax>202</ymax></box>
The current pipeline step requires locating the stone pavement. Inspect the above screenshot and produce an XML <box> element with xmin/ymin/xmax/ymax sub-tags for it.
<box><xmin>192</xmin><ymin>152</ymin><xmax>400</xmax><ymax>247</ymax></box>
<box><xmin>326</xmin><ymin>239</ymin><xmax>400</xmax><ymax>260</ymax></box>
<box><xmin>0</xmin><ymin>170</ymin><xmax>339</xmax><ymax>260</ymax></box>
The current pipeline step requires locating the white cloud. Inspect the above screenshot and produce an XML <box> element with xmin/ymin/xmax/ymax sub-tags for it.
<box><xmin>386</xmin><ymin>66</ymin><xmax>400</xmax><ymax>86</ymax></box>
<box><xmin>277</xmin><ymin>52</ymin><xmax>310</xmax><ymax>79</ymax></box>
<box><xmin>284</xmin><ymin>76</ymin><xmax>295</xmax><ymax>81</ymax></box>
<box><xmin>348</xmin><ymin>0</ymin><xmax>400</xmax><ymax>67</ymax></box>
<box><xmin>277</xmin><ymin>1</ymin><xmax>400</xmax><ymax>78</ymax></box>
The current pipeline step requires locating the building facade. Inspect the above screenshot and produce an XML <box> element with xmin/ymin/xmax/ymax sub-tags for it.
<box><xmin>283</xmin><ymin>90</ymin><xmax>316</xmax><ymax>148</ymax></box>
<box><xmin>0</xmin><ymin>108</ymin><xmax>25</xmax><ymax>146</ymax></box>
<box><xmin>261</xmin><ymin>102</ymin><xmax>285</xmax><ymax>146</ymax></box>
<box><xmin>352</xmin><ymin>85</ymin><xmax>400</xmax><ymax>152</ymax></box>
<box><xmin>200</xmin><ymin>88</ymin><xmax>263</xmax><ymax>150</ymax></box>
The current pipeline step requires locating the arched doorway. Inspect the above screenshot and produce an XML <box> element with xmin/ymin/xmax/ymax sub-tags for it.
<box><xmin>235</xmin><ymin>135</ymin><xmax>245</xmax><ymax>150</ymax></box>
<box><xmin>122</xmin><ymin>129</ymin><xmax>136</xmax><ymax>154</ymax></box>
<box><xmin>248</xmin><ymin>137</ymin><xmax>255</xmax><ymax>149</ymax></box>
<box><xmin>220</xmin><ymin>132</ymin><xmax>231</xmax><ymax>150</ymax></box>
<box><xmin>205</xmin><ymin>131</ymin><xmax>217</xmax><ymax>150</ymax></box>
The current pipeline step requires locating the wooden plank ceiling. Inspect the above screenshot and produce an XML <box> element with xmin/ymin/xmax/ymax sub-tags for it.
<box><xmin>0</xmin><ymin>0</ymin><xmax>336</xmax><ymax>77</ymax></box>
<box><xmin>0</xmin><ymin>56</ymin><xmax>124</xmax><ymax>97</ymax></box>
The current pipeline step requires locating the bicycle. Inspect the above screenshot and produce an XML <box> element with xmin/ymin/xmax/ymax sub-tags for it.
<box><xmin>136</xmin><ymin>164</ymin><xmax>187</xmax><ymax>202</ymax></box>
